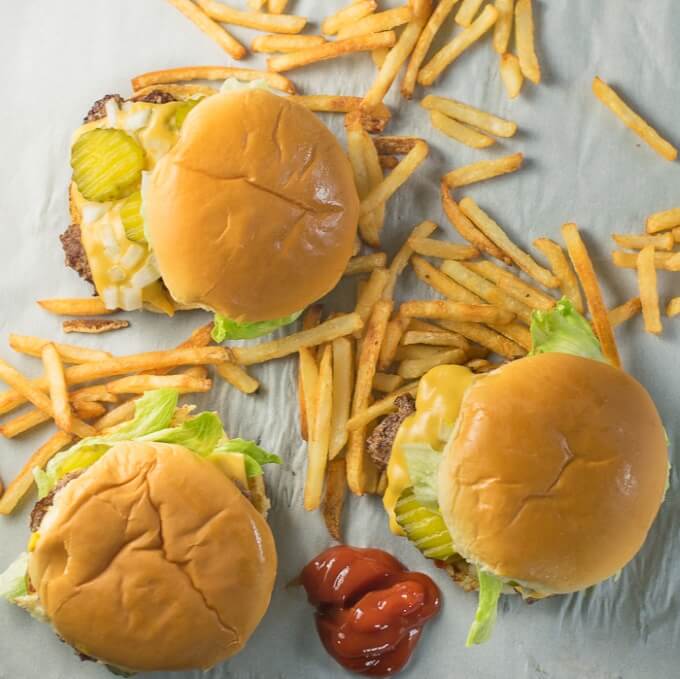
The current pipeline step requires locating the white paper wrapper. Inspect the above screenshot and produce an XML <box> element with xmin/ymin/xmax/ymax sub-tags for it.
<box><xmin>0</xmin><ymin>1</ymin><xmax>678</xmax><ymax>678</ymax></box>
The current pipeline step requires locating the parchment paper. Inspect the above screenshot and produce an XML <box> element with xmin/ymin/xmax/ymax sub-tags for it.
<box><xmin>0</xmin><ymin>2</ymin><xmax>678</xmax><ymax>678</ymax></box>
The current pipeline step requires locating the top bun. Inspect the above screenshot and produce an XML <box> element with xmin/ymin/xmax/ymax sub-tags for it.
<box><xmin>146</xmin><ymin>89</ymin><xmax>359</xmax><ymax>322</ymax></box>
<box><xmin>29</xmin><ymin>441</ymin><xmax>277</xmax><ymax>672</ymax></box>
<box><xmin>439</xmin><ymin>353</ymin><xmax>667</xmax><ymax>594</ymax></box>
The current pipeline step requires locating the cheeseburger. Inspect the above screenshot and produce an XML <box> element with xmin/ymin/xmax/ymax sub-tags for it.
<box><xmin>0</xmin><ymin>389</ymin><xmax>280</xmax><ymax>673</ymax></box>
<box><xmin>64</xmin><ymin>82</ymin><xmax>359</xmax><ymax>341</ymax></box>
<box><xmin>369</xmin><ymin>300</ymin><xmax>668</xmax><ymax>645</ymax></box>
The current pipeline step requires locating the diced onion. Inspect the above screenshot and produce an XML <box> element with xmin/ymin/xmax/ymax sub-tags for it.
<box><xmin>99</xmin><ymin>223</ymin><xmax>120</xmax><ymax>258</ymax></box>
<box><xmin>130</xmin><ymin>260</ymin><xmax>160</xmax><ymax>289</ymax></box>
<box><xmin>101</xmin><ymin>286</ymin><xmax>120</xmax><ymax>310</ymax></box>
<box><xmin>104</xmin><ymin>98</ymin><xmax>119</xmax><ymax>127</ymax></box>
<box><xmin>120</xmin><ymin>243</ymin><xmax>145</xmax><ymax>270</ymax></box>
<box><xmin>119</xmin><ymin>286</ymin><xmax>143</xmax><ymax>311</ymax></box>
<box><xmin>80</xmin><ymin>202</ymin><xmax>110</xmax><ymax>225</ymax></box>
<box><xmin>122</xmin><ymin>109</ymin><xmax>151</xmax><ymax>132</ymax></box>
<box><xmin>108</xmin><ymin>265</ymin><xmax>126</xmax><ymax>283</ymax></box>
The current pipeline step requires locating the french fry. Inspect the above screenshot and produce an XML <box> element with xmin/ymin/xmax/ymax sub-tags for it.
<box><xmin>304</xmin><ymin>344</ymin><xmax>334</xmax><ymax>511</ymax></box>
<box><xmin>400</xmin><ymin>300</ymin><xmax>516</xmax><ymax>325</ymax></box>
<box><xmin>611</xmin><ymin>250</ymin><xmax>680</xmax><ymax>271</ymax></box>
<box><xmin>455</xmin><ymin>0</ymin><xmax>485</xmax><ymax>27</ymax></box>
<box><xmin>298</xmin><ymin>306</ymin><xmax>323</xmax><ymax>441</ymax></box>
<box><xmin>322</xmin><ymin>457</ymin><xmax>347</xmax><ymax>541</ymax></box>
<box><xmin>165</xmin><ymin>0</ymin><xmax>246</xmax><ymax>59</ymax></box>
<box><xmin>290</xmin><ymin>95</ymin><xmax>391</xmax><ymax>132</ymax></box>
<box><xmin>37</xmin><ymin>297</ymin><xmax>113</xmax><ymax>316</ymax></box>
<box><xmin>444</xmin><ymin>152</ymin><xmax>524</xmax><ymax>189</ymax></box>
<box><xmin>215</xmin><ymin>362</ymin><xmax>260</xmax><ymax>394</ymax></box>
<box><xmin>609</xmin><ymin>297</ymin><xmax>642</xmax><ymax>328</ymax></box>
<box><xmin>62</xmin><ymin>319</ymin><xmax>130</xmax><ymax>334</ymax></box>
<box><xmin>418</xmin><ymin>5</ymin><xmax>498</xmax><ymax>86</ymax></box>
<box><xmin>269</xmin><ymin>0</ymin><xmax>288</xmax><ymax>13</ymax></box>
<box><xmin>592</xmin><ymin>77</ymin><xmax>677</xmax><ymax>162</ymax></box>
<box><xmin>372</xmin><ymin>46</ymin><xmax>389</xmax><ymax>69</ymax></box>
<box><xmin>429</xmin><ymin>111</ymin><xmax>495</xmax><ymax>149</ymax></box>
<box><xmin>562</xmin><ymin>223</ymin><xmax>620</xmax><ymax>367</ymax></box>
<box><xmin>465</xmin><ymin>260</ymin><xmax>556</xmax><ymax>310</ymax></box>
<box><xmin>105</xmin><ymin>374</ymin><xmax>212</xmax><ymax>395</ymax></box>
<box><xmin>466</xmin><ymin>358</ymin><xmax>497</xmax><ymax>373</ymax></box>
<box><xmin>0</xmin><ymin>431</ymin><xmax>74</xmax><ymax>515</ymax></box>
<box><xmin>612</xmin><ymin>232</ymin><xmax>674</xmax><ymax>251</ymax></box>
<box><xmin>373</xmin><ymin>136</ymin><xmax>423</xmax><ymax>155</ymax></box>
<box><xmin>493</xmin><ymin>0</ymin><xmax>515</xmax><ymax>53</ymax></box>
<box><xmin>667</xmin><ymin>298</ymin><xmax>680</xmax><ymax>318</ymax></box>
<box><xmin>402</xmin><ymin>330</ymin><xmax>469</xmax><ymax>350</ymax></box>
<box><xmin>248</xmin><ymin>0</ymin><xmax>266</xmax><ymax>8</ymax></box>
<box><xmin>354</xmin><ymin>268</ymin><xmax>390</xmax><ymax>334</ymax></box>
<box><xmin>322</xmin><ymin>0</ymin><xmax>377</xmax><ymax>35</ymax></box>
<box><xmin>373</xmin><ymin>372</ymin><xmax>404</xmax><ymax>393</ymax></box>
<box><xmin>499</xmin><ymin>52</ymin><xmax>524</xmax><ymax>98</ymax></box>
<box><xmin>337</xmin><ymin>7</ymin><xmax>413</xmax><ymax>40</ymax></box>
<box><xmin>347</xmin><ymin>300</ymin><xmax>392</xmax><ymax>494</ymax></box>
<box><xmin>69</xmin><ymin>384</ymin><xmax>119</xmax><ymax>405</ymax></box>
<box><xmin>232</xmin><ymin>314</ymin><xmax>363</xmax><ymax>366</ymax></box>
<box><xmin>408</xmin><ymin>237</ymin><xmax>479</xmax><ymax>261</ymax></box>
<box><xmin>646</xmin><ymin>208</ymin><xmax>680</xmax><ymax>234</ymax></box>
<box><xmin>514</xmin><ymin>0</ymin><xmax>540</xmax><ymax>84</ymax></box>
<box><xmin>398</xmin><ymin>348</ymin><xmax>466</xmax><ymax>379</ymax></box>
<box><xmin>378</xmin><ymin>316</ymin><xmax>410</xmax><ymax>370</ymax></box>
<box><xmin>459</xmin><ymin>198</ymin><xmax>559</xmax><ymax>288</ymax></box>
<box><xmin>674</xmin><ymin>227</ymin><xmax>680</xmax><ymax>243</ymax></box>
<box><xmin>347</xmin><ymin>381</ymin><xmax>420</xmax><ymax>431</ymax></box>
<box><xmin>362</xmin><ymin>126</ymin><xmax>386</xmax><ymax>246</ymax></box>
<box><xmin>144</xmin><ymin>323</ymin><xmax>215</xmax><ymax>376</ymax></box>
<box><xmin>438</xmin><ymin>319</ymin><xmax>524</xmax><ymax>358</ymax></box>
<box><xmin>253</xmin><ymin>34</ymin><xmax>327</xmax><ymax>52</ymax></box>
<box><xmin>401</xmin><ymin>0</ymin><xmax>460</xmax><ymax>98</ymax></box>
<box><xmin>329</xmin><ymin>337</ymin><xmax>354</xmax><ymax>459</ymax></box>
<box><xmin>95</xmin><ymin>399</ymin><xmax>138</xmax><ymax>432</ymax></box>
<box><xmin>194</xmin><ymin>0</ymin><xmax>307</xmax><ymax>33</ymax></box>
<box><xmin>131</xmin><ymin>66</ymin><xmax>296</xmax><ymax>95</ymax></box>
<box><xmin>9</xmin><ymin>335</ymin><xmax>112</xmax><ymax>364</ymax></box>
<box><xmin>73</xmin><ymin>401</ymin><xmax>107</xmax><ymax>421</ymax></box>
<box><xmin>345</xmin><ymin>253</ymin><xmax>388</xmax><ymax>276</ymax></box>
<box><xmin>422</xmin><ymin>95</ymin><xmax>517</xmax><ymax>137</ymax></box>
<box><xmin>532</xmin><ymin>238</ymin><xmax>584</xmax><ymax>313</ymax></box>
<box><xmin>396</xmin><ymin>345</ymin><xmax>449</xmax><ymax>361</ymax></box>
<box><xmin>360</xmin><ymin>141</ymin><xmax>428</xmax><ymax>216</ymax></box>
<box><xmin>637</xmin><ymin>246</ymin><xmax>662</xmax><ymax>335</ymax></box>
<box><xmin>42</xmin><ymin>344</ymin><xmax>72</xmax><ymax>433</ymax></box>
<box><xmin>1</xmin><ymin>408</ymin><xmax>52</xmax><ymax>439</ymax></box>
<box><xmin>268</xmin><ymin>32</ymin><xmax>397</xmax><ymax>72</ymax></box>
<box><xmin>384</xmin><ymin>220</ymin><xmax>438</xmax><ymax>299</ymax></box>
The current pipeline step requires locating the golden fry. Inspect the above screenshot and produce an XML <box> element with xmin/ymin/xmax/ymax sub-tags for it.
<box><xmin>373</xmin><ymin>136</ymin><xmax>423</xmax><ymax>155</ymax></box>
<box><xmin>329</xmin><ymin>337</ymin><xmax>354</xmax><ymax>458</ymax></box>
<box><xmin>9</xmin><ymin>334</ymin><xmax>112</xmax><ymax>364</ymax></box>
<box><xmin>444</xmin><ymin>152</ymin><xmax>524</xmax><ymax>189</ymax></box>
<box><xmin>408</xmin><ymin>237</ymin><xmax>478</xmax><ymax>261</ymax></box>
<box><xmin>667</xmin><ymin>298</ymin><xmax>680</xmax><ymax>318</ymax></box>
<box><xmin>466</xmin><ymin>358</ymin><xmax>497</xmax><ymax>373</ymax></box>
<box><xmin>611</xmin><ymin>250</ymin><xmax>680</xmax><ymax>271</ymax></box>
<box><xmin>455</xmin><ymin>0</ymin><xmax>485</xmax><ymax>27</ymax></box>
<box><xmin>402</xmin><ymin>330</ymin><xmax>469</xmax><ymax>350</ymax></box>
<box><xmin>609</xmin><ymin>297</ymin><xmax>642</xmax><ymax>328</ymax></box>
<box><xmin>297</xmin><ymin>306</ymin><xmax>323</xmax><ymax>441</ymax></box>
<box><xmin>646</xmin><ymin>208</ymin><xmax>680</xmax><ymax>234</ymax></box>
<box><xmin>269</xmin><ymin>0</ymin><xmax>289</xmax><ymax>13</ymax></box>
<box><xmin>322</xmin><ymin>0</ymin><xmax>377</xmax><ymax>36</ymax></box>
<box><xmin>373</xmin><ymin>372</ymin><xmax>404</xmax><ymax>393</ymax></box>
<box><xmin>438</xmin><ymin>319</ymin><xmax>524</xmax><ymax>358</ymax></box>
<box><xmin>612</xmin><ymin>232</ymin><xmax>674</xmax><ymax>251</ymax></box>
<box><xmin>344</xmin><ymin>253</ymin><xmax>388</xmax><ymax>276</ymax></box>
<box><xmin>514</xmin><ymin>0</ymin><xmax>540</xmax><ymax>84</ymax></box>
<box><xmin>398</xmin><ymin>348</ymin><xmax>465</xmax><ymax>379</ymax></box>
<box><xmin>378</xmin><ymin>315</ymin><xmax>410</xmax><ymax>371</ymax></box>
<box><xmin>42</xmin><ymin>344</ymin><xmax>72</xmax><ymax>433</ymax></box>
<box><xmin>354</xmin><ymin>268</ymin><xmax>390</xmax><ymax>335</ymax></box>
<box><xmin>637</xmin><ymin>246</ymin><xmax>662</xmax><ymax>335</ymax></box>
<box><xmin>499</xmin><ymin>52</ymin><xmax>524</xmax><ymax>99</ymax></box>
<box><xmin>216</xmin><ymin>362</ymin><xmax>260</xmax><ymax>394</ymax></box>
<box><xmin>37</xmin><ymin>297</ymin><xmax>113</xmax><ymax>316</ymax></box>
<box><xmin>252</xmin><ymin>34</ymin><xmax>326</xmax><ymax>52</ymax></box>
<box><xmin>400</xmin><ymin>300</ymin><xmax>516</xmax><ymax>325</ymax></box>
<box><xmin>105</xmin><ymin>374</ymin><xmax>212</xmax><ymax>395</ymax></box>
<box><xmin>194</xmin><ymin>0</ymin><xmax>307</xmax><ymax>33</ymax></box>
<box><xmin>323</xmin><ymin>457</ymin><xmax>347</xmax><ymax>540</ymax></box>
<box><xmin>422</xmin><ymin>94</ymin><xmax>517</xmax><ymax>137</ymax></box>
<box><xmin>493</xmin><ymin>0</ymin><xmax>515</xmax><ymax>53</ymax></box>
<box><xmin>532</xmin><ymin>238</ymin><xmax>584</xmax><ymax>313</ymax></box>
<box><xmin>429</xmin><ymin>111</ymin><xmax>495</xmax><ymax>149</ymax></box>
<box><xmin>337</xmin><ymin>7</ymin><xmax>413</xmax><ymax>39</ymax></box>
<box><xmin>347</xmin><ymin>381</ymin><xmax>419</xmax><ymax>431</ymax></box>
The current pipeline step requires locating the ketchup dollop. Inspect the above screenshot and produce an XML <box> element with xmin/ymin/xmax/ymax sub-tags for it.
<box><xmin>301</xmin><ymin>545</ymin><xmax>441</xmax><ymax>676</ymax></box>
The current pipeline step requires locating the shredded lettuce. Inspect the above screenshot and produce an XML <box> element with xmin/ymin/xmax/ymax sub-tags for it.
<box><xmin>466</xmin><ymin>568</ymin><xmax>504</xmax><ymax>647</ymax></box>
<box><xmin>530</xmin><ymin>298</ymin><xmax>606</xmax><ymax>363</ymax></box>
<box><xmin>214</xmin><ymin>439</ymin><xmax>282</xmax><ymax>477</ymax></box>
<box><xmin>403</xmin><ymin>443</ymin><xmax>441</xmax><ymax>509</ymax></box>
<box><xmin>0</xmin><ymin>552</ymin><xmax>29</xmax><ymax>603</ymax></box>
<box><xmin>212</xmin><ymin>311</ymin><xmax>301</xmax><ymax>343</ymax></box>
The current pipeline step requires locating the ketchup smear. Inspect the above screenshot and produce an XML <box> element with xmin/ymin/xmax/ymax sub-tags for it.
<box><xmin>301</xmin><ymin>545</ymin><xmax>441</xmax><ymax>676</ymax></box>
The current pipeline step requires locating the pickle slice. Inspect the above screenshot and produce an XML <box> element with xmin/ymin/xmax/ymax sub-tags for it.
<box><xmin>394</xmin><ymin>487</ymin><xmax>456</xmax><ymax>562</ymax></box>
<box><xmin>71</xmin><ymin>128</ymin><xmax>145</xmax><ymax>202</ymax></box>
<box><xmin>172</xmin><ymin>98</ymin><xmax>202</xmax><ymax>130</ymax></box>
<box><xmin>120</xmin><ymin>191</ymin><xmax>145</xmax><ymax>242</ymax></box>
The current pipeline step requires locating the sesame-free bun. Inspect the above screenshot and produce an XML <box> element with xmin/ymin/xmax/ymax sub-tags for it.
<box><xmin>146</xmin><ymin>89</ymin><xmax>359</xmax><ymax>322</ymax></box>
<box><xmin>29</xmin><ymin>441</ymin><xmax>277</xmax><ymax>672</ymax></box>
<box><xmin>439</xmin><ymin>353</ymin><xmax>668</xmax><ymax>594</ymax></box>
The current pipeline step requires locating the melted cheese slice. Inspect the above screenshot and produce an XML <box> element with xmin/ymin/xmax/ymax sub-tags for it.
<box><xmin>384</xmin><ymin>364</ymin><xmax>475</xmax><ymax>535</ymax></box>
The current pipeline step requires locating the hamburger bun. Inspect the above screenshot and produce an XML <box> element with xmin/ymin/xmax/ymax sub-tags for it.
<box><xmin>29</xmin><ymin>441</ymin><xmax>277</xmax><ymax>672</ymax></box>
<box><xmin>145</xmin><ymin>89</ymin><xmax>359</xmax><ymax>322</ymax></box>
<box><xmin>439</xmin><ymin>353</ymin><xmax>668</xmax><ymax>594</ymax></box>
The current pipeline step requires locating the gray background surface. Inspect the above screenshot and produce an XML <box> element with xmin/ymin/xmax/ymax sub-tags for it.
<box><xmin>0</xmin><ymin>1</ymin><xmax>678</xmax><ymax>678</ymax></box>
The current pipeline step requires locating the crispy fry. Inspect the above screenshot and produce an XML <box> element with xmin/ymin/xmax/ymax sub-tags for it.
<box><xmin>0</xmin><ymin>431</ymin><xmax>74</xmax><ymax>515</ymax></box>
<box><xmin>144</xmin><ymin>323</ymin><xmax>215</xmax><ymax>377</ymax></box>
<box><xmin>252</xmin><ymin>34</ymin><xmax>326</xmax><ymax>52</ymax></box>
<box><xmin>441</xmin><ymin>183</ymin><xmax>509</xmax><ymax>263</ymax></box>
<box><xmin>322</xmin><ymin>0</ymin><xmax>377</xmax><ymax>35</ymax></box>
<box><xmin>562</xmin><ymin>223</ymin><xmax>620</xmax><ymax>367</ymax></box>
<box><xmin>194</xmin><ymin>0</ymin><xmax>307</xmax><ymax>33</ymax></box>
<box><xmin>378</xmin><ymin>316</ymin><xmax>410</xmax><ymax>370</ymax></box>
<box><xmin>465</xmin><ymin>260</ymin><xmax>556</xmax><ymax>310</ymax></box>
<box><xmin>612</xmin><ymin>233</ymin><xmax>674</xmax><ymax>251</ymax></box>
<box><xmin>514</xmin><ymin>0</ymin><xmax>540</xmax><ymax>84</ymax></box>
<box><xmin>322</xmin><ymin>457</ymin><xmax>347</xmax><ymax>541</ymax></box>
<box><xmin>592</xmin><ymin>77</ymin><xmax>677</xmax><ymax>162</ymax></box>
<box><xmin>37</xmin><ymin>297</ymin><xmax>113</xmax><ymax>316</ymax></box>
<box><xmin>398</xmin><ymin>348</ymin><xmax>465</xmax><ymax>379</ymax></box>
<box><xmin>215</xmin><ymin>362</ymin><xmax>260</xmax><ymax>394</ymax></box>
<box><xmin>354</xmin><ymin>268</ymin><xmax>390</xmax><ymax>334</ymax></box>
<box><xmin>429</xmin><ymin>111</ymin><xmax>495</xmax><ymax>149</ymax></box>
<box><xmin>69</xmin><ymin>385</ymin><xmax>119</xmax><ymax>405</ymax></box>
<box><xmin>609</xmin><ymin>297</ymin><xmax>642</xmax><ymax>328</ymax></box>
<box><xmin>290</xmin><ymin>95</ymin><xmax>391</xmax><ymax>132</ymax></box>
<box><xmin>455</xmin><ymin>0</ymin><xmax>485</xmax><ymax>26</ymax></box>
<box><xmin>400</xmin><ymin>300</ymin><xmax>516</xmax><ymax>325</ymax></box>
<box><xmin>269</xmin><ymin>0</ymin><xmax>288</xmax><ymax>13</ymax></box>
<box><xmin>611</xmin><ymin>250</ymin><xmax>680</xmax><ymax>271</ymax></box>
<box><xmin>422</xmin><ymin>94</ymin><xmax>517</xmax><ymax>137</ymax></box>
<box><xmin>73</xmin><ymin>401</ymin><xmax>107</xmax><ymax>421</ymax></box>
<box><xmin>297</xmin><ymin>306</ymin><xmax>323</xmax><ymax>441</ymax></box>
<box><xmin>373</xmin><ymin>136</ymin><xmax>423</xmax><ymax>155</ymax></box>
<box><xmin>499</xmin><ymin>52</ymin><xmax>524</xmax><ymax>98</ymax></box>
<box><xmin>42</xmin><ymin>344</ymin><xmax>72</xmax><ymax>433</ymax></box>
<box><xmin>347</xmin><ymin>381</ymin><xmax>419</xmax><ymax>431</ymax></box>
<box><xmin>373</xmin><ymin>372</ymin><xmax>404</xmax><ymax>393</ymax></box>
<box><xmin>438</xmin><ymin>319</ymin><xmax>524</xmax><ymax>358</ymax></box>
<box><xmin>532</xmin><ymin>238</ymin><xmax>584</xmax><ymax>313</ymax></box>
<box><xmin>360</xmin><ymin>141</ymin><xmax>428</xmax><ymax>216</ymax></box>
<box><xmin>62</xmin><ymin>319</ymin><xmax>130</xmax><ymax>334</ymax></box>
<box><xmin>637</xmin><ymin>246</ymin><xmax>662</xmax><ymax>335</ymax></box>
<box><xmin>646</xmin><ymin>208</ymin><xmax>680</xmax><ymax>234</ymax></box>
<box><xmin>131</xmin><ymin>66</ymin><xmax>295</xmax><ymax>95</ymax></box>
<box><xmin>337</xmin><ymin>7</ymin><xmax>413</xmax><ymax>39</ymax></box>
<box><xmin>402</xmin><ymin>330</ymin><xmax>469</xmax><ymax>350</ymax></box>
<box><xmin>248</xmin><ymin>0</ymin><xmax>266</xmax><ymax>8</ymax></box>
<box><xmin>418</xmin><ymin>5</ymin><xmax>498</xmax><ymax>86</ymax></box>
<box><xmin>268</xmin><ymin>32</ymin><xmax>397</xmax><ymax>72</ymax></box>
<box><xmin>408</xmin><ymin>237</ymin><xmax>478</xmax><ymax>261</ymax></box>
<box><xmin>105</xmin><ymin>374</ymin><xmax>212</xmax><ymax>395</ymax></box>
<box><xmin>1</xmin><ymin>409</ymin><xmax>51</xmax><ymax>439</ymax></box>
<box><xmin>493</xmin><ymin>0</ymin><xmax>515</xmax><ymax>53</ymax></box>
<box><xmin>344</xmin><ymin>253</ymin><xmax>388</xmax><ymax>276</ymax></box>
<box><xmin>674</xmin><ymin>227</ymin><xmax>680</xmax><ymax>243</ymax></box>
<box><xmin>330</xmin><ymin>337</ymin><xmax>354</xmax><ymax>458</ymax></box>
<box><xmin>165</xmin><ymin>0</ymin><xmax>246</xmax><ymax>59</ymax></box>
<box><xmin>396</xmin><ymin>345</ymin><xmax>448</xmax><ymax>361</ymax></box>
<box><xmin>667</xmin><ymin>298</ymin><xmax>680</xmax><ymax>318</ymax></box>
<box><xmin>95</xmin><ymin>399</ymin><xmax>138</xmax><ymax>432</ymax></box>
<box><xmin>362</xmin><ymin>126</ymin><xmax>386</xmax><ymax>246</ymax></box>
<box><xmin>9</xmin><ymin>335</ymin><xmax>112</xmax><ymax>364</ymax></box>
<box><xmin>459</xmin><ymin>198</ymin><xmax>559</xmax><ymax>288</ymax></box>
<box><xmin>444</xmin><ymin>152</ymin><xmax>524</xmax><ymax>189</ymax></box>
<box><xmin>232</xmin><ymin>314</ymin><xmax>363</xmax><ymax>366</ymax></box>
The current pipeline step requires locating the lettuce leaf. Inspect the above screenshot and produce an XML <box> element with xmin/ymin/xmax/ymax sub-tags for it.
<box><xmin>403</xmin><ymin>443</ymin><xmax>441</xmax><ymax>509</ymax></box>
<box><xmin>141</xmin><ymin>411</ymin><xmax>225</xmax><ymax>456</ymax></box>
<box><xmin>530</xmin><ymin>298</ymin><xmax>606</xmax><ymax>363</ymax></box>
<box><xmin>0</xmin><ymin>552</ymin><xmax>29</xmax><ymax>603</ymax></box>
<box><xmin>212</xmin><ymin>311</ymin><xmax>301</xmax><ymax>343</ymax></box>
<box><xmin>215</xmin><ymin>439</ymin><xmax>282</xmax><ymax>477</ymax></box>
<box><xmin>466</xmin><ymin>568</ymin><xmax>504</xmax><ymax>647</ymax></box>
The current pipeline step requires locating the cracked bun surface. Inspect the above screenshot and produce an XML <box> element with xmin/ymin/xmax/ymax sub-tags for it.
<box><xmin>28</xmin><ymin>441</ymin><xmax>277</xmax><ymax>672</ymax></box>
<box><xmin>146</xmin><ymin>89</ymin><xmax>359</xmax><ymax>322</ymax></box>
<box><xmin>438</xmin><ymin>353</ymin><xmax>668</xmax><ymax>594</ymax></box>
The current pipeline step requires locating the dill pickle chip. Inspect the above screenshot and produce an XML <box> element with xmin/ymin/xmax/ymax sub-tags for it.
<box><xmin>394</xmin><ymin>487</ymin><xmax>456</xmax><ymax>562</ymax></box>
<box><xmin>120</xmin><ymin>191</ymin><xmax>145</xmax><ymax>242</ymax></box>
<box><xmin>71</xmin><ymin>128</ymin><xmax>145</xmax><ymax>202</ymax></box>
<box><xmin>172</xmin><ymin>98</ymin><xmax>202</xmax><ymax>130</ymax></box>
